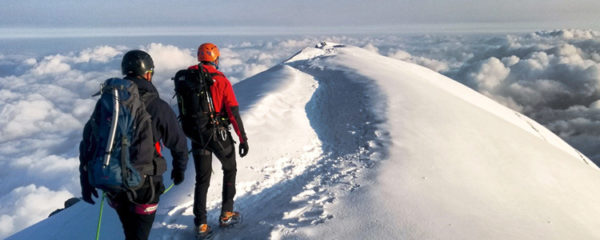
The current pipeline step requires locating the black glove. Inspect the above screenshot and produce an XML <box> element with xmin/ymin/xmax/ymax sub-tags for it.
<box><xmin>82</xmin><ymin>185</ymin><xmax>98</xmax><ymax>205</ymax></box>
<box><xmin>171</xmin><ymin>169</ymin><xmax>185</xmax><ymax>185</ymax></box>
<box><xmin>239</xmin><ymin>142</ymin><xmax>249</xmax><ymax>157</ymax></box>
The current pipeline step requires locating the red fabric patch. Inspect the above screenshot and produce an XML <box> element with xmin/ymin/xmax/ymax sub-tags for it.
<box><xmin>133</xmin><ymin>203</ymin><xmax>158</xmax><ymax>215</ymax></box>
<box><xmin>155</xmin><ymin>141</ymin><xmax>162</xmax><ymax>157</ymax></box>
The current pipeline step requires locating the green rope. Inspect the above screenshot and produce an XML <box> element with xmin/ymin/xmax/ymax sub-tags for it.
<box><xmin>163</xmin><ymin>183</ymin><xmax>175</xmax><ymax>194</ymax></box>
<box><xmin>96</xmin><ymin>192</ymin><xmax>106</xmax><ymax>240</ymax></box>
<box><xmin>94</xmin><ymin>183</ymin><xmax>175</xmax><ymax>240</ymax></box>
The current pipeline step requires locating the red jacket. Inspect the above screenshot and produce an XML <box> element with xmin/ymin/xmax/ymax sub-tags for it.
<box><xmin>188</xmin><ymin>64</ymin><xmax>247</xmax><ymax>143</ymax></box>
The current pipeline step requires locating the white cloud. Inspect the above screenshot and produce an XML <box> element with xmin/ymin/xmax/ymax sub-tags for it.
<box><xmin>0</xmin><ymin>89</ymin><xmax>19</xmax><ymax>102</ymax></box>
<box><xmin>277</xmin><ymin>39</ymin><xmax>315</xmax><ymax>49</ymax></box>
<box><xmin>220</xmin><ymin>48</ymin><xmax>244</xmax><ymax>68</ymax></box>
<box><xmin>468</xmin><ymin>57</ymin><xmax>510</xmax><ymax>90</ymax></box>
<box><xmin>257</xmin><ymin>52</ymin><xmax>275</xmax><ymax>62</ymax></box>
<box><xmin>501</xmin><ymin>55</ymin><xmax>520</xmax><ymax>67</ymax></box>
<box><xmin>388</xmin><ymin>49</ymin><xmax>449</xmax><ymax>72</ymax></box>
<box><xmin>74</xmin><ymin>45</ymin><xmax>122</xmax><ymax>63</ymax></box>
<box><xmin>389</xmin><ymin>49</ymin><xmax>411</xmax><ymax>60</ymax></box>
<box><xmin>142</xmin><ymin>43</ymin><xmax>198</xmax><ymax>98</ymax></box>
<box><xmin>145</xmin><ymin>43</ymin><xmax>196</xmax><ymax>72</ymax></box>
<box><xmin>0</xmin><ymin>94</ymin><xmax>81</xmax><ymax>141</ymax></box>
<box><xmin>218</xmin><ymin>45</ymin><xmax>284</xmax><ymax>84</ymax></box>
<box><xmin>12</xmin><ymin>154</ymin><xmax>78</xmax><ymax>177</ymax></box>
<box><xmin>590</xmin><ymin>99</ymin><xmax>600</xmax><ymax>109</ymax></box>
<box><xmin>0</xmin><ymin>185</ymin><xmax>72</xmax><ymax>238</ymax></box>
<box><xmin>534</xmin><ymin>29</ymin><xmax>600</xmax><ymax>40</ymax></box>
<box><xmin>0</xmin><ymin>215</ymin><xmax>14</xmax><ymax>238</ymax></box>
<box><xmin>362</xmin><ymin>43</ymin><xmax>379</xmax><ymax>53</ymax></box>
<box><xmin>32</xmin><ymin>55</ymin><xmax>71</xmax><ymax>75</ymax></box>
<box><xmin>72</xmin><ymin>98</ymin><xmax>96</xmax><ymax>119</ymax></box>
<box><xmin>23</xmin><ymin>58</ymin><xmax>36</xmax><ymax>65</ymax></box>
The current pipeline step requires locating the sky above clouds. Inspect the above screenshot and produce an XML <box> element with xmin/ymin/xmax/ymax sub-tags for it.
<box><xmin>3</xmin><ymin>0</ymin><xmax>600</xmax><ymax>32</ymax></box>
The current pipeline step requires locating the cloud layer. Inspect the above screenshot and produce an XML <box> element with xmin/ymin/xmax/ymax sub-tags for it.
<box><xmin>440</xmin><ymin>30</ymin><xmax>600</xmax><ymax>160</ymax></box>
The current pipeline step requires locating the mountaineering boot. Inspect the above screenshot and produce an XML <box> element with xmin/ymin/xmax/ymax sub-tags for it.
<box><xmin>219</xmin><ymin>211</ymin><xmax>241</xmax><ymax>227</ymax></box>
<box><xmin>195</xmin><ymin>224</ymin><xmax>213</xmax><ymax>240</ymax></box>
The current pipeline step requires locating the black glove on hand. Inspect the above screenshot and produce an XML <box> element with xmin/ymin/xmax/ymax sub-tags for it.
<box><xmin>171</xmin><ymin>169</ymin><xmax>185</xmax><ymax>185</ymax></box>
<box><xmin>82</xmin><ymin>186</ymin><xmax>98</xmax><ymax>205</ymax></box>
<box><xmin>239</xmin><ymin>142</ymin><xmax>249</xmax><ymax>157</ymax></box>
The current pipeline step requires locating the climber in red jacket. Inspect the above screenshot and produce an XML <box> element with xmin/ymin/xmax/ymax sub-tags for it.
<box><xmin>186</xmin><ymin>43</ymin><xmax>248</xmax><ymax>238</ymax></box>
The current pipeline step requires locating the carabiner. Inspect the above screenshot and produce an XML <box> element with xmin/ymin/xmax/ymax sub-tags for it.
<box><xmin>219</xmin><ymin>128</ymin><xmax>227</xmax><ymax>141</ymax></box>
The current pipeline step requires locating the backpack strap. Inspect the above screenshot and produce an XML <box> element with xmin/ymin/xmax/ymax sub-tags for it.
<box><xmin>126</xmin><ymin>176</ymin><xmax>155</xmax><ymax>205</ymax></box>
<box><xmin>198</xmin><ymin>64</ymin><xmax>218</xmax><ymax>126</ymax></box>
<box><xmin>209</xmin><ymin>72</ymin><xmax>224</xmax><ymax>78</ymax></box>
<box><xmin>138</xmin><ymin>90</ymin><xmax>163</xmax><ymax>163</ymax></box>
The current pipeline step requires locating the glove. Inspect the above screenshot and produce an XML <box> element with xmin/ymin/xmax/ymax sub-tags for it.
<box><xmin>239</xmin><ymin>142</ymin><xmax>249</xmax><ymax>157</ymax></box>
<box><xmin>171</xmin><ymin>169</ymin><xmax>185</xmax><ymax>185</ymax></box>
<box><xmin>82</xmin><ymin>185</ymin><xmax>98</xmax><ymax>205</ymax></box>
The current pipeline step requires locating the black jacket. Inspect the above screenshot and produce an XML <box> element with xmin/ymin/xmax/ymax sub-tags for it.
<box><xmin>126</xmin><ymin>76</ymin><xmax>189</xmax><ymax>173</ymax></box>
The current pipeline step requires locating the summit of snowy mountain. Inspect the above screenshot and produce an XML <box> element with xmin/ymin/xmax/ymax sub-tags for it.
<box><xmin>285</xmin><ymin>41</ymin><xmax>345</xmax><ymax>63</ymax></box>
<box><xmin>9</xmin><ymin>42</ymin><xmax>600</xmax><ymax>240</ymax></box>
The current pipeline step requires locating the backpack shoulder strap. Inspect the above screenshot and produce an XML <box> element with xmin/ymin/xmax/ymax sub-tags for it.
<box><xmin>209</xmin><ymin>72</ymin><xmax>224</xmax><ymax>78</ymax></box>
<box><xmin>198</xmin><ymin>64</ymin><xmax>218</xmax><ymax>123</ymax></box>
<box><xmin>199</xmin><ymin>64</ymin><xmax>225</xmax><ymax>79</ymax></box>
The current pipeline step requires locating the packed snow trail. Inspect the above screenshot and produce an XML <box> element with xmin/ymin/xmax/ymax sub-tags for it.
<box><xmin>10</xmin><ymin>42</ymin><xmax>600</xmax><ymax>240</ymax></box>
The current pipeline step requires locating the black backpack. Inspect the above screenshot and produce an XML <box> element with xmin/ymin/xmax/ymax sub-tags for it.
<box><xmin>173</xmin><ymin>65</ymin><xmax>218</xmax><ymax>144</ymax></box>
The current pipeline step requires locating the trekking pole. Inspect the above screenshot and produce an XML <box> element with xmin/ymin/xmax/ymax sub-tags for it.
<box><xmin>96</xmin><ymin>192</ymin><xmax>106</xmax><ymax>240</ymax></box>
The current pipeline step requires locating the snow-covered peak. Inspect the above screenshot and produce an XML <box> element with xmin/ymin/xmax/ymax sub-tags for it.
<box><xmin>284</xmin><ymin>41</ymin><xmax>345</xmax><ymax>63</ymax></box>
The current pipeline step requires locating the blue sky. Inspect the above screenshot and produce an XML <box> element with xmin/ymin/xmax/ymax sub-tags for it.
<box><xmin>3</xmin><ymin>0</ymin><xmax>600</xmax><ymax>32</ymax></box>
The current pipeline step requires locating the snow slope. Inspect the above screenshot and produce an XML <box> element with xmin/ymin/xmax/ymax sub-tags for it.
<box><xmin>10</xmin><ymin>42</ymin><xmax>600</xmax><ymax>240</ymax></box>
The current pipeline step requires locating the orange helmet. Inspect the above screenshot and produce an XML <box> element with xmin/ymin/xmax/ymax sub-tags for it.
<box><xmin>197</xmin><ymin>43</ymin><xmax>220</xmax><ymax>63</ymax></box>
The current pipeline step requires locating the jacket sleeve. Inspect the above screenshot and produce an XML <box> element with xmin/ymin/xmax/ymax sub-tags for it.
<box><xmin>227</xmin><ymin>106</ymin><xmax>247</xmax><ymax>143</ymax></box>
<box><xmin>156</xmin><ymin>101</ymin><xmax>189</xmax><ymax>172</ymax></box>
<box><xmin>221</xmin><ymin>77</ymin><xmax>247</xmax><ymax>143</ymax></box>
<box><xmin>79</xmin><ymin>120</ymin><xmax>94</xmax><ymax>189</ymax></box>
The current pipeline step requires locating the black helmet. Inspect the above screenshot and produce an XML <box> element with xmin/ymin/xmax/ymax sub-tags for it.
<box><xmin>121</xmin><ymin>50</ymin><xmax>154</xmax><ymax>77</ymax></box>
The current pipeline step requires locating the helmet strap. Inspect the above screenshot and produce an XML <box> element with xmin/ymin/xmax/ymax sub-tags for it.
<box><xmin>201</xmin><ymin>61</ymin><xmax>219</xmax><ymax>69</ymax></box>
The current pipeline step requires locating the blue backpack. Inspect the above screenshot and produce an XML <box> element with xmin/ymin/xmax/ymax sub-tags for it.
<box><xmin>85</xmin><ymin>78</ymin><xmax>153</xmax><ymax>193</ymax></box>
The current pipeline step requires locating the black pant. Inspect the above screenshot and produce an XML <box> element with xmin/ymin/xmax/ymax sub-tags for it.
<box><xmin>192</xmin><ymin>130</ymin><xmax>237</xmax><ymax>226</ymax></box>
<box><xmin>110</xmin><ymin>177</ymin><xmax>164</xmax><ymax>240</ymax></box>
